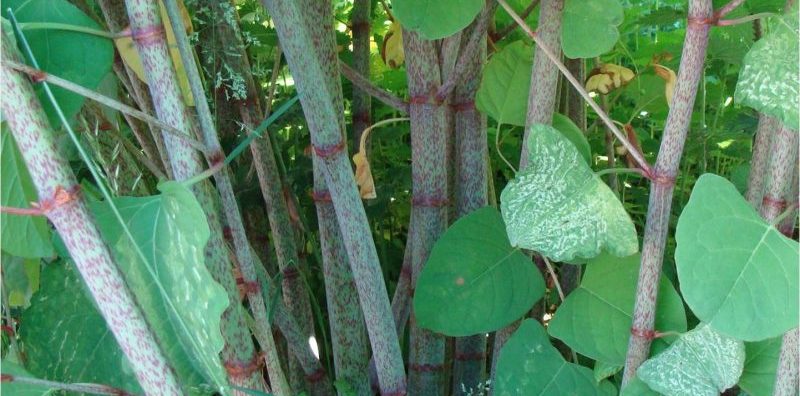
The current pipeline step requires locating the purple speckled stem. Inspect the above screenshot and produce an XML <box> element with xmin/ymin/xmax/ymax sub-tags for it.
<box><xmin>123</xmin><ymin>0</ymin><xmax>279</xmax><ymax>393</ymax></box>
<box><xmin>403</xmin><ymin>30</ymin><xmax>449</xmax><ymax>395</ymax></box>
<box><xmin>192</xmin><ymin>0</ymin><xmax>321</xmax><ymax>392</ymax></box>
<box><xmin>314</xmin><ymin>160</ymin><xmax>371</xmax><ymax>396</ymax></box>
<box><xmin>519</xmin><ymin>0</ymin><xmax>564</xmax><ymax>169</ymax></box>
<box><xmin>452</xmin><ymin>10</ymin><xmax>490</xmax><ymax>394</ymax></box>
<box><xmin>260</xmin><ymin>0</ymin><xmax>407</xmax><ymax>393</ymax></box>
<box><xmin>96</xmin><ymin>0</ymin><xmax>172</xmax><ymax>175</ymax></box>
<box><xmin>758</xmin><ymin>124</ymin><xmax>799</xmax><ymax>396</ymax></box>
<box><xmin>622</xmin><ymin>0</ymin><xmax>713</xmax><ymax>383</ymax></box>
<box><xmin>1</xmin><ymin>34</ymin><xmax>181</xmax><ymax>396</ymax></box>
<box><xmin>746</xmin><ymin>115</ymin><xmax>779</xmax><ymax>207</ymax></box>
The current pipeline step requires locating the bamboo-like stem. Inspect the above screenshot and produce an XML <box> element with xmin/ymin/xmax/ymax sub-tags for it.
<box><xmin>122</xmin><ymin>0</ymin><xmax>278</xmax><ymax>393</ymax></box>
<box><xmin>452</xmin><ymin>9</ymin><xmax>490</xmax><ymax>394</ymax></box>
<box><xmin>519</xmin><ymin>0</ymin><xmax>564</xmax><ymax>169</ymax></box>
<box><xmin>0</xmin><ymin>374</ymin><xmax>135</xmax><ymax>396</ymax></box>
<box><xmin>1</xmin><ymin>30</ymin><xmax>181</xmax><ymax>396</ymax></box>
<box><xmin>622</xmin><ymin>0</ymin><xmax>713</xmax><ymax>383</ymax></box>
<box><xmin>197</xmin><ymin>0</ymin><xmax>336</xmax><ymax>390</ymax></box>
<box><xmin>96</xmin><ymin>0</ymin><xmax>172</xmax><ymax>174</ymax></box>
<box><xmin>340</xmin><ymin>61</ymin><xmax>409</xmax><ymax>114</ymax></box>
<box><xmin>2</xmin><ymin>61</ymin><xmax>208</xmax><ymax>154</ymax></box>
<box><xmin>746</xmin><ymin>115</ymin><xmax>779</xmax><ymax>208</ymax></box>
<box><xmin>758</xmin><ymin>124</ymin><xmax>800</xmax><ymax>396</ymax></box>
<box><xmin>566</xmin><ymin>58</ymin><xmax>586</xmax><ymax>131</ymax></box>
<box><xmin>260</xmin><ymin>0</ymin><xmax>407</xmax><ymax>392</ymax></box>
<box><xmin>403</xmin><ymin>29</ymin><xmax>449</xmax><ymax>394</ymax></box>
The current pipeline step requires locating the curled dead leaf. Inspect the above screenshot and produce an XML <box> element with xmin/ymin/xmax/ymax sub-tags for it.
<box><xmin>586</xmin><ymin>63</ymin><xmax>635</xmax><ymax>94</ymax></box>
<box><xmin>652</xmin><ymin>64</ymin><xmax>676</xmax><ymax>107</ymax></box>
<box><xmin>353</xmin><ymin>128</ymin><xmax>377</xmax><ymax>200</ymax></box>
<box><xmin>381</xmin><ymin>21</ymin><xmax>404</xmax><ymax>68</ymax></box>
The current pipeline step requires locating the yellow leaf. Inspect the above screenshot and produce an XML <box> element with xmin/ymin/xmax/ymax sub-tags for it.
<box><xmin>381</xmin><ymin>21</ymin><xmax>404</xmax><ymax>69</ymax></box>
<box><xmin>653</xmin><ymin>64</ymin><xmax>677</xmax><ymax>107</ymax></box>
<box><xmin>585</xmin><ymin>63</ymin><xmax>635</xmax><ymax>94</ymax></box>
<box><xmin>352</xmin><ymin>127</ymin><xmax>377</xmax><ymax>200</ymax></box>
<box><xmin>114</xmin><ymin>0</ymin><xmax>195</xmax><ymax>106</ymax></box>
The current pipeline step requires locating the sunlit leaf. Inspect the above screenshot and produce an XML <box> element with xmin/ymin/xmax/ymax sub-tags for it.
<box><xmin>653</xmin><ymin>64</ymin><xmax>677</xmax><ymax>107</ymax></box>
<box><xmin>676</xmin><ymin>173</ymin><xmax>799</xmax><ymax>341</ymax></box>
<box><xmin>381</xmin><ymin>21</ymin><xmax>405</xmax><ymax>68</ymax></box>
<box><xmin>561</xmin><ymin>0</ymin><xmax>624</xmax><ymax>59</ymax></box>
<box><xmin>500</xmin><ymin>124</ymin><xmax>638</xmax><ymax>262</ymax></box>
<box><xmin>586</xmin><ymin>63</ymin><xmax>635</xmax><ymax>94</ymax></box>
<box><xmin>476</xmin><ymin>40</ymin><xmax>532</xmax><ymax>126</ymax></box>
<box><xmin>392</xmin><ymin>0</ymin><xmax>483</xmax><ymax>40</ymax></box>
<box><xmin>638</xmin><ymin>324</ymin><xmax>745</xmax><ymax>396</ymax></box>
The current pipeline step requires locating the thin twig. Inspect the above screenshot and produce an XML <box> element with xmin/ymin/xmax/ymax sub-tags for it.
<box><xmin>714</xmin><ymin>0</ymin><xmax>746</xmax><ymax>19</ymax></box>
<box><xmin>492</xmin><ymin>0</ymin><xmax>540</xmax><ymax>42</ymax></box>
<box><xmin>0</xmin><ymin>206</ymin><xmax>44</xmax><ymax>216</ymax></box>
<box><xmin>434</xmin><ymin>2</ymin><xmax>496</xmax><ymax>102</ymax></box>
<box><xmin>495</xmin><ymin>0</ymin><xmax>654</xmax><ymax>177</ymax></box>
<box><xmin>0</xmin><ymin>374</ymin><xmax>135</xmax><ymax>396</ymax></box>
<box><xmin>542</xmin><ymin>256</ymin><xmax>565</xmax><ymax>302</ymax></box>
<box><xmin>339</xmin><ymin>60</ymin><xmax>409</xmax><ymax>113</ymax></box>
<box><xmin>2</xmin><ymin>60</ymin><xmax>209</xmax><ymax>154</ymax></box>
<box><xmin>717</xmin><ymin>12</ymin><xmax>775</xmax><ymax>26</ymax></box>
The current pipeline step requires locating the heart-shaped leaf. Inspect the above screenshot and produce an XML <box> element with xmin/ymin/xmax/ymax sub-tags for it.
<box><xmin>552</xmin><ymin>113</ymin><xmax>591</xmax><ymax>164</ymax></box>
<box><xmin>392</xmin><ymin>0</ymin><xmax>483</xmax><ymax>40</ymax></box>
<box><xmin>413</xmin><ymin>207</ymin><xmax>544</xmax><ymax>336</ymax></box>
<box><xmin>19</xmin><ymin>261</ymin><xmax>143</xmax><ymax>394</ymax></box>
<box><xmin>561</xmin><ymin>0</ymin><xmax>624</xmax><ymax>59</ymax></box>
<box><xmin>5</xmin><ymin>0</ymin><xmax>114</xmax><ymax>125</ymax></box>
<box><xmin>638</xmin><ymin>324</ymin><xmax>746</xmax><ymax>396</ymax></box>
<box><xmin>1</xmin><ymin>127</ymin><xmax>54</xmax><ymax>259</ymax></box>
<box><xmin>675</xmin><ymin>173</ymin><xmax>799</xmax><ymax>341</ymax></box>
<box><xmin>494</xmin><ymin>319</ymin><xmax>616</xmax><ymax>395</ymax></box>
<box><xmin>500</xmin><ymin>124</ymin><xmax>638</xmax><ymax>262</ymax></box>
<box><xmin>593</xmin><ymin>361</ymin><xmax>622</xmax><ymax>383</ymax></box>
<box><xmin>548</xmin><ymin>253</ymin><xmax>687</xmax><ymax>365</ymax></box>
<box><xmin>735</xmin><ymin>6</ymin><xmax>799</xmax><ymax>129</ymax></box>
<box><xmin>91</xmin><ymin>182</ymin><xmax>230</xmax><ymax>392</ymax></box>
<box><xmin>737</xmin><ymin>337</ymin><xmax>782</xmax><ymax>396</ymax></box>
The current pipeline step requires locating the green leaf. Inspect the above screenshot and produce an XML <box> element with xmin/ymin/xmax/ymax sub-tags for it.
<box><xmin>593</xmin><ymin>360</ymin><xmax>622</xmax><ymax>383</ymax></box>
<box><xmin>0</xmin><ymin>359</ymin><xmax>56</xmax><ymax>396</ymax></box>
<box><xmin>413</xmin><ymin>207</ymin><xmax>544</xmax><ymax>336</ymax></box>
<box><xmin>494</xmin><ymin>319</ymin><xmax>615</xmax><ymax>395</ymax></box>
<box><xmin>561</xmin><ymin>0</ymin><xmax>624</xmax><ymax>59</ymax></box>
<box><xmin>552</xmin><ymin>113</ymin><xmax>591</xmax><ymax>164</ymax></box>
<box><xmin>476</xmin><ymin>40</ymin><xmax>533</xmax><ymax>126</ymax></box>
<box><xmin>392</xmin><ymin>0</ymin><xmax>483</xmax><ymax>40</ymax></box>
<box><xmin>1</xmin><ymin>253</ymin><xmax>39</xmax><ymax>308</ymax></box>
<box><xmin>1</xmin><ymin>126</ymin><xmax>54</xmax><ymax>259</ymax></box>
<box><xmin>675</xmin><ymin>173</ymin><xmax>799</xmax><ymax>341</ymax></box>
<box><xmin>738</xmin><ymin>337</ymin><xmax>782</xmax><ymax>396</ymax></box>
<box><xmin>500</xmin><ymin>124</ymin><xmax>639</xmax><ymax>262</ymax></box>
<box><xmin>638</xmin><ymin>324</ymin><xmax>746</xmax><ymax>396</ymax></box>
<box><xmin>91</xmin><ymin>181</ymin><xmax>230</xmax><ymax>393</ymax></box>
<box><xmin>619</xmin><ymin>376</ymin><xmax>659</xmax><ymax>396</ymax></box>
<box><xmin>548</xmin><ymin>253</ymin><xmax>687</xmax><ymax>366</ymax></box>
<box><xmin>19</xmin><ymin>261</ymin><xmax>142</xmax><ymax>394</ymax></box>
<box><xmin>734</xmin><ymin>7</ymin><xmax>799</xmax><ymax>129</ymax></box>
<box><xmin>5</xmin><ymin>0</ymin><xmax>114</xmax><ymax>125</ymax></box>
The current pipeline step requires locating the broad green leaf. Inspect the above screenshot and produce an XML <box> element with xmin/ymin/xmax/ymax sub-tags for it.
<box><xmin>19</xmin><ymin>261</ymin><xmax>142</xmax><ymax>394</ymax></box>
<box><xmin>561</xmin><ymin>0</ymin><xmax>624</xmax><ymax>59</ymax></box>
<box><xmin>552</xmin><ymin>113</ymin><xmax>591</xmax><ymax>164</ymax></box>
<box><xmin>1</xmin><ymin>127</ymin><xmax>54</xmax><ymax>258</ymax></box>
<box><xmin>549</xmin><ymin>253</ymin><xmax>687</xmax><ymax>366</ymax></box>
<box><xmin>0</xmin><ymin>359</ymin><xmax>56</xmax><ymax>395</ymax></box>
<box><xmin>5</xmin><ymin>0</ymin><xmax>114</xmax><ymax>125</ymax></box>
<box><xmin>738</xmin><ymin>337</ymin><xmax>782</xmax><ymax>396</ymax></box>
<box><xmin>638</xmin><ymin>324</ymin><xmax>746</xmax><ymax>396</ymax></box>
<box><xmin>675</xmin><ymin>173</ymin><xmax>799</xmax><ymax>341</ymax></box>
<box><xmin>91</xmin><ymin>181</ymin><xmax>230</xmax><ymax>393</ymax></box>
<box><xmin>500</xmin><ymin>124</ymin><xmax>638</xmax><ymax>262</ymax></box>
<box><xmin>593</xmin><ymin>360</ymin><xmax>622</xmax><ymax>383</ymax></box>
<box><xmin>413</xmin><ymin>207</ymin><xmax>544</xmax><ymax>336</ymax></box>
<box><xmin>734</xmin><ymin>7</ymin><xmax>799</xmax><ymax>129</ymax></box>
<box><xmin>494</xmin><ymin>319</ymin><xmax>615</xmax><ymax>395</ymax></box>
<box><xmin>619</xmin><ymin>376</ymin><xmax>659</xmax><ymax>396</ymax></box>
<box><xmin>476</xmin><ymin>40</ymin><xmax>533</xmax><ymax>126</ymax></box>
<box><xmin>392</xmin><ymin>0</ymin><xmax>483</xmax><ymax>40</ymax></box>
